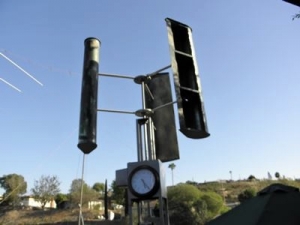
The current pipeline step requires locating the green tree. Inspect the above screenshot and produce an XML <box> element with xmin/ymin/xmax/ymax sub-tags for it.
<box><xmin>0</xmin><ymin>174</ymin><xmax>27</xmax><ymax>207</ymax></box>
<box><xmin>69</xmin><ymin>179</ymin><xmax>98</xmax><ymax>207</ymax></box>
<box><xmin>201</xmin><ymin>191</ymin><xmax>225</xmax><ymax>219</ymax></box>
<box><xmin>31</xmin><ymin>175</ymin><xmax>60</xmax><ymax>209</ymax></box>
<box><xmin>193</xmin><ymin>199</ymin><xmax>209</xmax><ymax>224</ymax></box>
<box><xmin>247</xmin><ymin>175</ymin><xmax>256</xmax><ymax>181</ymax></box>
<box><xmin>275</xmin><ymin>172</ymin><xmax>280</xmax><ymax>179</ymax></box>
<box><xmin>168</xmin><ymin>184</ymin><xmax>203</xmax><ymax>224</ymax></box>
<box><xmin>92</xmin><ymin>182</ymin><xmax>105</xmax><ymax>196</ymax></box>
<box><xmin>110</xmin><ymin>180</ymin><xmax>125</xmax><ymax>205</ymax></box>
<box><xmin>168</xmin><ymin>184</ymin><xmax>228</xmax><ymax>225</ymax></box>
<box><xmin>55</xmin><ymin>193</ymin><xmax>69</xmax><ymax>208</ymax></box>
<box><xmin>168</xmin><ymin>184</ymin><xmax>201</xmax><ymax>206</ymax></box>
<box><xmin>168</xmin><ymin>163</ymin><xmax>176</xmax><ymax>186</ymax></box>
<box><xmin>186</xmin><ymin>180</ymin><xmax>198</xmax><ymax>186</ymax></box>
<box><xmin>238</xmin><ymin>188</ymin><xmax>256</xmax><ymax>203</ymax></box>
<box><xmin>293</xmin><ymin>13</ymin><xmax>300</xmax><ymax>20</ymax></box>
<box><xmin>170</xmin><ymin>201</ymin><xmax>202</xmax><ymax>225</ymax></box>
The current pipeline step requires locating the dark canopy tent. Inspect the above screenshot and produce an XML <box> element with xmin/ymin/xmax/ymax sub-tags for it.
<box><xmin>206</xmin><ymin>183</ymin><xmax>300</xmax><ymax>225</ymax></box>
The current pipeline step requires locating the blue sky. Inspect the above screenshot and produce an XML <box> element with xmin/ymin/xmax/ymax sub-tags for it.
<box><xmin>0</xmin><ymin>1</ymin><xmax>299</xmax><ymax>195</ymax></box>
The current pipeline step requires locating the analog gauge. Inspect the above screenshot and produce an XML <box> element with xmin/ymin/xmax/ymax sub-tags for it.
<box><xmin>129</xmin><ymin>165</ymin><xmax>159</xmax><ymax>198</ymax></box>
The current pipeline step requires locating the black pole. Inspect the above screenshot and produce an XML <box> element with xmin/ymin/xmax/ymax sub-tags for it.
<box><xmin>104</xmin><ymin>179</ymin><xmax>108</xmax><ymax>220</ymax></box>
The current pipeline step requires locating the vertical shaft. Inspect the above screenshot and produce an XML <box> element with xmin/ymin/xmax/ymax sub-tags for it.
<box><xmin>136</xmin><ymin>120</ymin><xmax>143</xmax><ymax>161</ymax></box>
<box><xmin>141</xmin><ymin>81</ymin><xmax>149</xmax><ymax>161</ymax></box>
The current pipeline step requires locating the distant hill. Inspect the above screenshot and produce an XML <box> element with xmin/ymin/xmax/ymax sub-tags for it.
<box><xmin>194</xmin><ymin>179</ymin><xmax>300</xmax><ymax>203</ymax></box>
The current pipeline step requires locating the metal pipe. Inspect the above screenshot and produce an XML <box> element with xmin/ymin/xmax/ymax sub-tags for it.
<box><xmin>147</xmin><ymin>117</ymin><xmax>156</xmax><ymax>160</ymax></box>
<box><xmin>145</xmin><ymin>84</ymin><xmax>154</xmax><ymax>100</ymax></box>
<box><xmin>141</xmin><ymin>81</ymin><xmax>149</xmax><ymax>161</ymax></box>
<box><xmin>98</xmin><ymin>72</ymin><xmax>135</xmax><ymax>80</ymax></box>
<box><xmin>141</xmin><ymin>82</ymin><xmax>147</xmax><ymax>110</ymax></box>
<box><xmin>152</xmin><ymin>100</ymin><xmax>177</xmax><ymax>112</ymax></box>
<box><xmin>97</xmin><ymin>109</ymin><xmax>135</xmax><ymax>114</ymax></box>
<box><xmin>136</xmin><ymin>120</ymin><xmax>143</xmax><ymax>161</ymax></box>
<box><xmin>78</xmin><ymin>153</ymin><xmax>86</xmax><ymax>225</ymax></box>
<box><xmin>147</xmin><ymin>64</ymin><xmax>171</xmax><ymax>77</ymax></box>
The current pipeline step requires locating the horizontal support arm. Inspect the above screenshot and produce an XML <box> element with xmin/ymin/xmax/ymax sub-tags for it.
<box><xmin>98</xmin><ymin>65</ymin><xmax>171</xmax><ymax>81</ymax></box>
<box><xmin>97</xmin><ymin>109</ymin><xmax>135</xmax><ymax>114</ymax></box>
<box><xmin>147</xmin><ymin>65</ymin><xmax>171</xmax><ymax>77</ymax></box>
<box><xmin>98</xmin><ymin>73</ymin><xmax>135</xmax><ymax>80</ymax></box>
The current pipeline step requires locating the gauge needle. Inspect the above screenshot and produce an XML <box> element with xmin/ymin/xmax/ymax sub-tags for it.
<box><xmin>141</xmin><ymin>179</ymin><xmax>150</xmax><ymax>190</ymax></box>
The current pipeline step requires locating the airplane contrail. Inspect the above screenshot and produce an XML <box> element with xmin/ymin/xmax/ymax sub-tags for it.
<box><xmin>0</xmin><ymin>77</ymin><xmax>22</xmax><ymax>92</ymax></box>
<box><xmin>0</xmin><ymin>52</ymin><xmax>43</xmax><ymax>86</ymax></box>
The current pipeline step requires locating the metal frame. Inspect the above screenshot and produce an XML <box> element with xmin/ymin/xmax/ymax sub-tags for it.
<box><xmin>98</xmin><ymin>65</ymin><xmax>172</xmax><ymax>225</ymax></box>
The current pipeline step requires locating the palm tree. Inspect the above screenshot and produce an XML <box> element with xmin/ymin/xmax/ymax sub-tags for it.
<box><xmin>293</xmin><ymin>12</ymin><xmax>300</xmax><ymax>20</ymax></box>
<box><xmin>168</xmin><ymin>163</ymin><xmax>176</xmax><ymax>186</ymax></box>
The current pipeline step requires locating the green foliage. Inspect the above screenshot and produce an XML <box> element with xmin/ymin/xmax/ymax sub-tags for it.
<box><xmin>69</xmin><ymin>179</ymin><xmax>98</xmax><ymax>207</ymax></box>
<box><xmin>92</xmin><ymin>182</ymin><xmax>105</xmax><ymax>194</ymax></box>
<box><xmin>187</xmin><ymin>179</ymin><xmax>300</xmax><ymax>206</ymax></box>
<box><xmin>293</xmin><ymin>12</ymin><xmax>300</xmax><ymax>20</ymax></box>
<box><xmin>275</xmin><ymin>172</ymin><xmax>280</xmax><ymax>179</ymax></box>
<box><xmin>169</xmin><ymin>201</ymin><xmax>202</xmax><ymax>225</ymax></box>
<box><xmin>201</xmin><ymin>191</ymin><xmax>224</xmax><ymax>217</ymax></box>
<box><xmin>238</xmin><ymin>188</ymin><xmax>256</xmax><ymax>203</ymax></box>
<box><xmin>193</xmin><ymin>199</ymin><xmax>209</xmax><ymax>224</ymax></box>
<box><xmin>0</xmin><ymin>174</ymin><xmax>27</xmax><ymax>206</ymax></box>
<box><xmin>168</xmin><ymin>184</ymin><xmax>228</xmax><ymax>225</ymax></box>
<box><xmin>93</xmin><ymin>203</ymin><xmax>101</xmax><ymax>210</ymax></box>
<box><xmin>219</xmin><ymin>205</ymin><xmax>230</xmax><ymax>214</ymax></box>
<box><xmin>110</xmin><ymin>180</ymin><xmax>125</xmax><ymax>205</ymax></box>
<box><xmin>169</xmin><ymin>184</ymin><xmax>201</xmax><ymax>203</ymax></box>
<box><xmin>31</xmin><ymin>175</ymin><xmax>60</xmax><ymax>208</ymax></box>
<box><xmin>168</xmin><ymin>163</ymin><xmax>176</xmax><ymax>185</ymax></box>
<box><xmin>168</xmin><ymin>163</ymin><xmax>176</xmax><ymax>170</ymax></box>
<box><xmin>196</xmin><ymin>181</ymin><xmax>223</xmax><ymax>193</ymax></box>
<box><xmin>247</xmin><ymin>175</ymin><xmax>256</xmax><ymax>181</ymax></box>
<box><xmin>55</xmin><ymin>193</ymin><xmax>69</xmax><ymax>205</ymax></box>
<box><xmin>186</xmin><ymin>180</ymin><xmax>198</xmax><ymax>186</ymax></box>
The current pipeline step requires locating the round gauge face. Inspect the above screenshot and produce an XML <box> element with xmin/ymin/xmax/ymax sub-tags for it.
<box><xmin>129</xmin><ymin>166</ymin><xmax>159</xmax><ymax>197</ymax></box>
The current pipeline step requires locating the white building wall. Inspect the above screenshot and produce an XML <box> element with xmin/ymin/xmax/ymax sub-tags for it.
<box><xmin>21</xmin><ymin>197</ymin><xmax>56</xmax><ymax>209</ymax></box>
<box><xmin>88</xmin><ymin>200</ymin><xmax>104</xmax><ymax>210</ymax></box>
